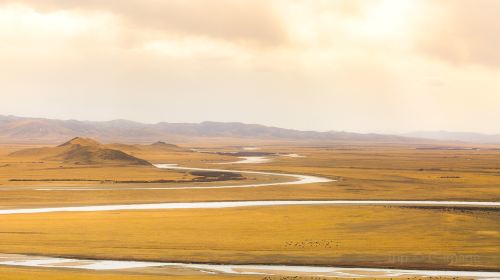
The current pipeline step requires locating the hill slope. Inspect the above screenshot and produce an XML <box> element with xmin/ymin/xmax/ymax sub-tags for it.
<box><xmin>10</xmin><ymin>137</ymin><xmax>151</xmax><ymax>166</ymax></box>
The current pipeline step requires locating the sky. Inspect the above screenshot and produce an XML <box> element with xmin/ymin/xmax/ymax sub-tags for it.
<box><xmin>0</xmin><ymin>0</ymin><xmax>499</xmax><ymax>134</ymax></box>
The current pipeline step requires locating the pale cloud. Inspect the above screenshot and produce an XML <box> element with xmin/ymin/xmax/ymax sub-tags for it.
<box><xmin>0</xmin><ymin>0</ymin><xmax>288</xmax><ymax>47</ymax></box>
<box><xmin>415</xmin><ymin>0</ymin><xmax>500</xmax><ymax>68</ymax></box>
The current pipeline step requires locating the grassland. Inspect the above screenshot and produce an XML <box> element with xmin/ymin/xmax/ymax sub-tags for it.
<box><xmin>0</xmin><ymin>205</ymin><xmax>498</xmax><ymax>271</ymax></box>
<box><xmin>0</xmin><ymin>266</ymin><xmax>464</xmax><ymax>280</ymax></box>
<box><xmin>1</xmin><ymin>143</ymin><xmax>499</xmax><ymax>208</ymax></box>
<box><xmin>0</xmin><ymin>141</ymin><xmax>499</xmax><ymax>278</ymax></box>
<box><xmin>225</xmin><ymin>144</ymin><xmax>500</xmax><ymax>201</ymax></box>
<box><xmin>0</xmin><ymin>266</ymin><xmax>260</xmax><ymax>280</ymax></box>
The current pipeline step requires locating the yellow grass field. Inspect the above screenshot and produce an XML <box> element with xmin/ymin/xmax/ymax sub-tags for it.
<box><xmin>0</xmin><ymin>205</ymin><xmax>498</xmax><ymax>271</ymax></box>
<box><xmin>0</xmin><ymin>266</ymin><xmax>260</xmax><ymax>280</ymax></box>
<box><xmin>0</xmin><ymin>266</ymin><xmax>462</xmax><ymax>280</ymax></box>
<box><xmin>1</xmin><ymin>144</ymin><xmax>499</xmax><ymax>208</ymax></box>
<box><xmin>0</xmin><ymin>141</ymin><xmax>499</xmax><ymax>279</ymax></box>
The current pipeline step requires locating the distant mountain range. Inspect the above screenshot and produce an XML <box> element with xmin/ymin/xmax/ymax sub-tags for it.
<box><xmin>0</xmin><ymin>114</ymin><xmax>497</xmax><ymax>145</ymax></box>
<box><xmin>402</xmin><ymin>131</ymin><xmax>500</xmax><ymax>144</ymax></box>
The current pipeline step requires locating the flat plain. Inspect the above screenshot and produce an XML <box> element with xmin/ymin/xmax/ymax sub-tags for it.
<box><xmin>0</xmin><ymin>139</ymin><xmax>499</xmax><ymax>279</ymax></box>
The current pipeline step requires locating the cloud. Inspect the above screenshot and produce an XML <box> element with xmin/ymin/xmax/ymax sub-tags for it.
<box><xmin>0</xmin><ymin>0</ymin><xmax>289</xmax><ymax>47</ymax></box>
<box><xmin>415</xmin><ymin>0</ymin><xmax>500</xmax><ymax>68</ymax></box>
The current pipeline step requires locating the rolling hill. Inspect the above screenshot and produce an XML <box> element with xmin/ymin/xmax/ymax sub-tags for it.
<box><xmin>10</xmin><ymin>137</ymin><xmax>151</xmax><ymax>166</ymax></box>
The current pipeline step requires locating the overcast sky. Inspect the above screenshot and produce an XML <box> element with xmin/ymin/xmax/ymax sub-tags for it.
<box><xmin>0</xmin><ymin>0</ymin><xmax>499</xmax><ymax>133</ymax></box>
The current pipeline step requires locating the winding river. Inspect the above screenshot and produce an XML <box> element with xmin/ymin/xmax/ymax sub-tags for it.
<box><xmin>32</xmin><ymin>162</ymin><xmax>333</xmax><ymax>191</ymax></box>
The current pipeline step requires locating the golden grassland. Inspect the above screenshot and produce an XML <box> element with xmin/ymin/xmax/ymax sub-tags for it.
<box><xmin>0</xmin><ymin>143</ymin><xmax>499</xmax><ymax>208</ymax></box>
<box><xmin>0</xmin><ymin>143</ymin><xmax>249</xmax><ymax>189</ymax></box>
<box><xmin>0</xmin><ymin>141</ymin><xmax>499</xmax><ymax>276</ymax></box>
<box><xmin>227</xmin><ymin>145</ymin><xmax>500</xmax><ymax>201</ymax></box>
<box><xmin>0</xmin><ymin>205</ymin><xmax>498</xmax><ymax>271</ymax></box>
<box><xmin>0</xmin><ymin>266</ymin><xmax>260</xmax><ymax>280</ymax></box>
<box><xmin>0</xmin><ymin>267</ymin><xmax>467</xmax><ymax>280</ymax></box>
<box><xmin>0</xmin><ymin>266</ymin><xmax>463</xmax><ymax>280</ymax></box>
<box><xmin>0</xmin><ymin>163</ymin><xmax>193</xmax><ymax>186</ymax></box>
